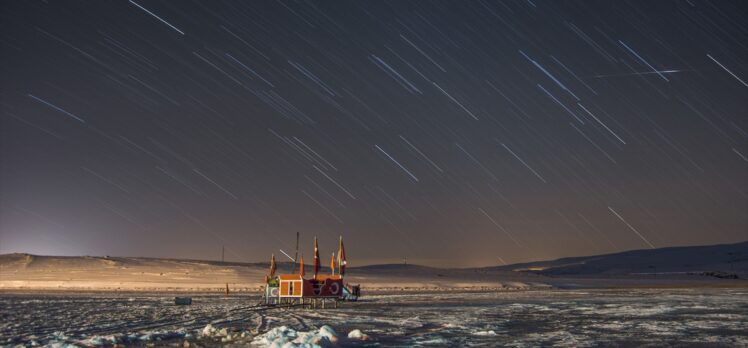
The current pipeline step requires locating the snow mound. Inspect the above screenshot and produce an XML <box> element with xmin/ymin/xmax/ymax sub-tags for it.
<box><xmin>474</xmin><ymin>330</ymin><xmax>497</xmax><ymax>336</ymax></box>
<box><xmin>59</xmin><ymin>329</ymin><xmax>191</xmax><ymax>346</ymax></box>
<box><xmin>318</xmin><ymin>325</ymin><xmax>338</xmax><ymax>343</ymax></box>
<box><xmin>201</xmin><ymin>323</ymin><xmax>216</xmax><ymax>337</ymax></box>
<box><xmin>347</xmin><ymin>329</ymin><xmax>369</xmax><ymax>340</ymax></box>
<box><xmin>252</xmin><ymin>325</ymin><xmax>341</xmax><ymax>347</ymax></box>
<box><xmin>199</xmin><ymin>323</ymin><xmax>252</xmax><ymax>343</ymax></box>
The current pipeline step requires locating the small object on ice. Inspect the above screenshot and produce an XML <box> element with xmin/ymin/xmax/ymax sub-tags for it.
<box><xmin>218</xmin><ymin>328</ymin><xmax>229</xmax><ymax>337</ymax></box>
<box><xmin>174</xmin><ymin>297</ymin><xmax>192</xmax><ymax>305</ymax></box>
<box><xmin>347</xmin><ymin>329</ymin><xmax>368</xmax><ymax>340</ymax></box>
<box><xmin>182</xmin><ymin>340</ymin><xmax>190</xmax><ymax>347</ymax></box>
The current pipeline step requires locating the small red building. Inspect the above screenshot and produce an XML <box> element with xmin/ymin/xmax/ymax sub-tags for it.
<box><xmin>276</xmin><ymin>275</ymin><xmax>344</xmax><ymax>299</ymax></box>
<box><xmin>265</xmin><ymin>236</ymin><xmax>355</xmax><ymax>307</ymax></box>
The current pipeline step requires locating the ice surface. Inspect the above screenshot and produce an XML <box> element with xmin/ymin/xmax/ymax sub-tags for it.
<box><xmin>2</xmin><ymin>289</ymin><xmax>747</xmax><ymax>346</ymax></box>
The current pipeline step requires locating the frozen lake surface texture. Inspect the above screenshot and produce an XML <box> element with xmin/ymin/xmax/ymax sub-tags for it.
<box><xmin>2</xmin><ymin>289</ymin><xmax>747</xmax><ymax>347</ymax></box>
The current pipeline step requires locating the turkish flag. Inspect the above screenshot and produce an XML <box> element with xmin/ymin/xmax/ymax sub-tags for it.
<box><xmin>299</xmin><ymin>255</ymin><xmax>305</xmax><ymax>277</ymax></box>
<box><xmin>330</xmin><ymin>252</ymin><xmax>336</xmax><ymax>275</ymax></box>
<box><xmin>313</xmin><ymin>237</ymin><xmax>320</xmax><ymax>278</ymax></box>
<box><xmin>269</xmin><ymin>254</ymin><xmax>277</xmax><ymax>277</ymax></box>
<box><xmin>338</xmin><ymin>236</ymin><xmax>346</xmax><ymax>276</ymax></box>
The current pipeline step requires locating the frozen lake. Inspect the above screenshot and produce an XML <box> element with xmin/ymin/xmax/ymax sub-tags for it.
<box><xmin>2</xmin><ymin>288</ymin><xmax>747</xmax><ymax>346</ymax></box>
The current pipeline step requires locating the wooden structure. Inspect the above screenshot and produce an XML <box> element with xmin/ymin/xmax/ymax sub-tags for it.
<box><xmin>263</xmin><ymin>236</ymin><xmax>358</xmax><ymax>308</ymax></box>
<box><xmin>279</xmin><ymin>274</ymin><xmax>304</xmax><ymax>297</ymax></box>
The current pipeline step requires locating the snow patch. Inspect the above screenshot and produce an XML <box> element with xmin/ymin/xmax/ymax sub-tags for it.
<box><xmin>474</xmin><ymin>330</ymin><xmax>497</xmax><ymax>336</ymax></box>
<box><xmin>347</xmin><ymin>329</ymin><xmax>369</xmax><ymax>340</ymax></box>
<box><xmin>252</xmin><ymin>325</ymin><xmax>340</xmax><ymax>347</ymax></box>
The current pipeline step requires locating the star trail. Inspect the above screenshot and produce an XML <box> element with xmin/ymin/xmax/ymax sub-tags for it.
<box><xmin>0</xmin><ymin>0</ymin><xmax>746</xmax><ymax>267</ymax></box>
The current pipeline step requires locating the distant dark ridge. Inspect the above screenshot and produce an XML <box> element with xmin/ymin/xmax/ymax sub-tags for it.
<box><xmin>0</xmin><ymin>253</ymin><xmax>271</xmax><ymax>268</ymax></box>
<box><xmin>352</xmin><ymin>263</ymin><xmax>438</xmax><ymax>271</ymax></box>
<box><xmin>3</xmin><ymin>240</ymin><xmax>747</xmax><ymax>274</ymax></box>
<box><xmin>488</xmin><ymin>241</ymin><xmax>748</xmax><ymax>275</ymax></box>
<box><xmin>0</xmin><ymin>254</ymin><xmax>437</xmax><ymax>273</ymax></box>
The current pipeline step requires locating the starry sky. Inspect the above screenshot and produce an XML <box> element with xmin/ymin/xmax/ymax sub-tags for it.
<box><xmin>1</xmin><ymin>0</ymin><xmax>746</xmax><ymax>267</ymax></box>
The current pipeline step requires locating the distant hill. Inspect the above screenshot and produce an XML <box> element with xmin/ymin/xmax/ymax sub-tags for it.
<box><xmin>491</xmin><ymin>241</ymin><xmax>748</xmax><ymax>276</ymax></box>
<box><xmin>0</xmin><ymin>253</ymin><xmax>540</xmax><ymax>291</ymax></box>
<box><xmin>353</xmin><ymin>263</ymin><xmax>438</xmax><ymax>272</ymax></box>
<box><xmin>1</xmin><ymin>241</ymin><xmax>746</xmax><ymax>291</ymax></box>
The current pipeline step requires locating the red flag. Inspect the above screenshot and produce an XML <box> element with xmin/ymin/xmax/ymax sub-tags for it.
<box><xmin>269</xmin><ymin>254</ymin><xmax>277</xmax><ymax>277</ymax></box>
<box><xmin>299</xmin><ymin>255</ymin><xmax>305</xmax><ymax>277</ymax></box>
<box><xmin>313</xmin><ymin>237</ymin><xmax>320</xmax><ymax>278</ymax></box>
<box><xmin>330</xmin><ymin>252</ymin><xmax>336</xmax><ymax>275</ymax></box>
<box><xmin>338</xmin><ymin>236</ymin><xmax>346</xmax><ymax>276</ymax></box>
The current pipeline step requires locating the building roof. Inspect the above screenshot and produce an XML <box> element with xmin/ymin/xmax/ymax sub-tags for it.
<box><xmin>276</xmin><ymin>274</ymin><xmax>342</xmax><ymax>281</ymax></box>
<box><xmin>277</xmin><ymin>274</ymin><xmax>303</xmax><ymax>281</ymax></box>
<box><xmin>314</xmin><ymin>274</ymin><xmax>342</xmax><ymax>281</ymax></box>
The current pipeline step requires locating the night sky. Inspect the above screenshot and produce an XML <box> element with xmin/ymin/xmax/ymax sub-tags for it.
<box><xmin>1</xmin><ymin>0</ymin><xmax>746</xmax><ymax>267</ymax></box>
